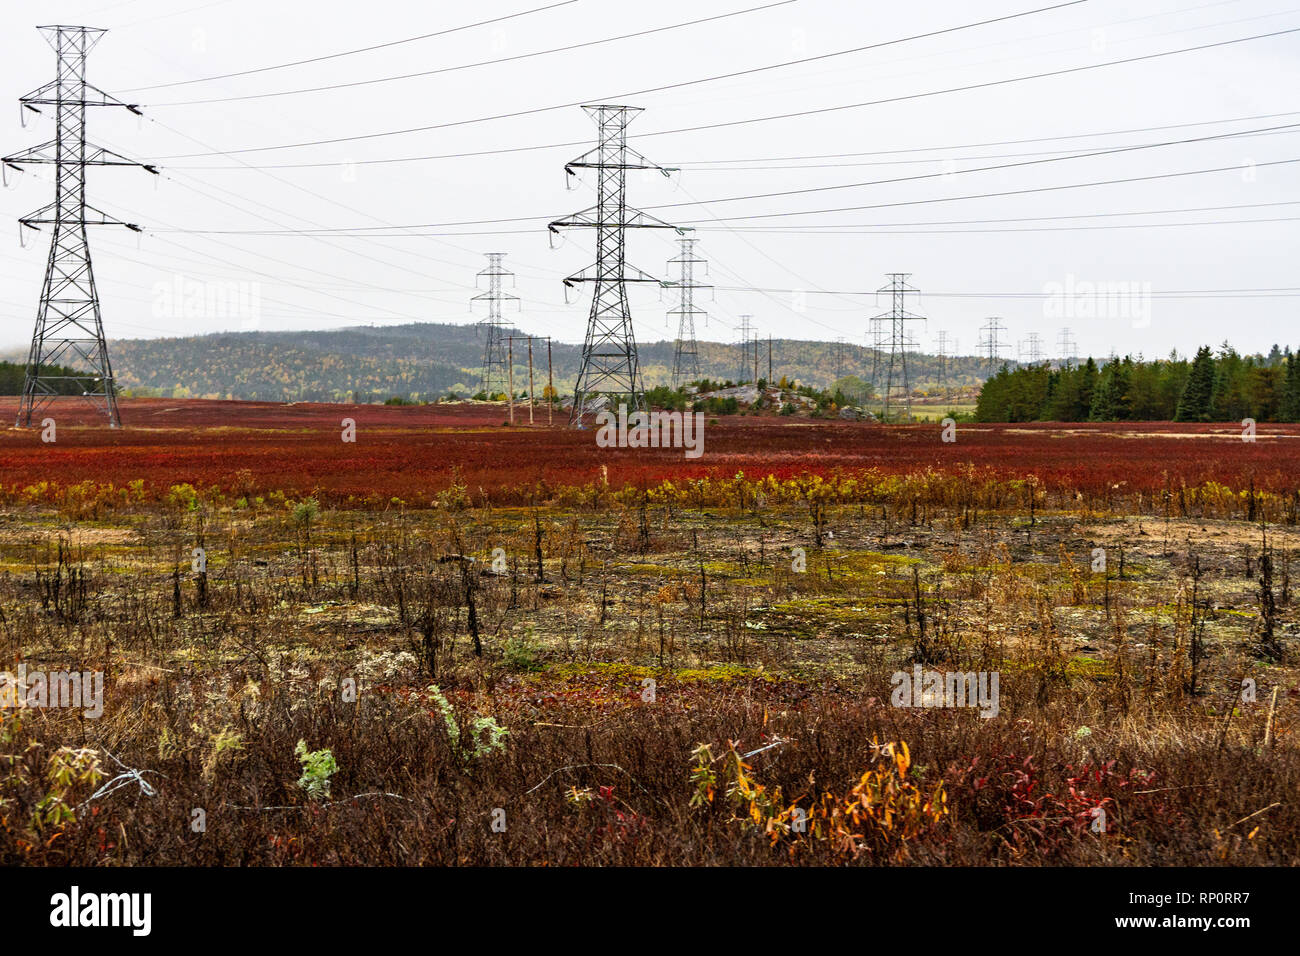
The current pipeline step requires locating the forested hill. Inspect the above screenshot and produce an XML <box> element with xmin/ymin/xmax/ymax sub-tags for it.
<box><xmin>975</xmin><ymin>345</ymin><xmax>1300</xmax><ymax>422</ymax></box>
<box><xmin>4</xmin><ymin>322</ymin><xmax>989</xmax><ymax>402</ymax></box>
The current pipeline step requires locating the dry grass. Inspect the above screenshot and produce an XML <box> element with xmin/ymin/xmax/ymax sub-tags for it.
<box><xmin>1</xmin><ymin>476</ymin><xmax>1296</xmax><ymax>865</ymax></box>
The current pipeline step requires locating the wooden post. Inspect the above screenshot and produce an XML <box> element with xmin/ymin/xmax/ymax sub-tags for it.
<box><xmin>1265</xmin><ymin>685</ymin><xmax>1280</xmax><ymax>748</ymax></box>
<box><xmin>507</xmin><ymin>337</ymin><xmax>515</xmax><ymax>425</ymax></box>
<box><xmin>547</xmin><ymin>337</ymin><xmax>554</xmax><ymax>426</ymax></box>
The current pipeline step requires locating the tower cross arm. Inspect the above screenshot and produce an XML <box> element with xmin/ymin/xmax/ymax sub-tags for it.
<box><xmin>19</xmin><ymin>200</ymin><xmax>140</xmax><ymax>230</ymax></box>
<box><xmin>548</xmin><ymin>207</ymin><xmax>686</xmax><ymax>233</ymax></box>
<box><xmin>563</xmin><ymin>145</ymin><xmax>677</xmax><ymax>178</ymax></box>
<box><xmin>4</xmin><ymin>141</ymin><xmax>158</xmax><ymax>171</ymax></box>
<box><xmin>20</xmin><ymin>81</ymin><xmax>142</xmax><ymax>113</ymax></box>
<box><xmin>561</xmin><ymin>261</ymin><xmax>662</xmax><ymax>287</ymax></box>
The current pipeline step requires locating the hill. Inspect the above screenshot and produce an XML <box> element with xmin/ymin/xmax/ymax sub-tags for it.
<box><xmin>0</xmin><ymin>323</ymin><xmax>991</xmax><ymax>403</ymax></box>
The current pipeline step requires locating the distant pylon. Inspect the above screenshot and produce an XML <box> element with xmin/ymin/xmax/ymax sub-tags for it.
<box><xmin>471</xmin><ymin>253</ymin><xmax>518</xmax><ymax>398</ymax></box>
<box><xmin>871</xmin><ymin>274</ymin><xmax>925</xmax><ymax>422</ymax></box>
<box><xmin>935</xmin><ymin>329</ymin><xmax>951</xmax><ymax>393</ymax></box>
<box><xmin>1018</xmin><ymin>331</ymin><xmax>1044</xmax><ymax>364</ymax></box>
<box><xmin>979</xmin><ymin>317</ymin><xmax>1008</xmax><ymax>372</ymax></box>
<box><xmin>666</xmin><ymin>237</ymin><xmax>709</xmax><ymax>388</ymax></box>
<box><xmin>1056</xmin><ymin>327</ymin><xmax>1078</xmax><ymax>366</ymax></box>
<box><xmin>5</xmin><ymin>26</ymin><xmax>157</xmax><ymax>428</ymax></box>
<box><xmin>548</xmin><ymin>105</ymin><xmax>680</xmax><ymax>423</ymax></box>
<box><xmin>736</xmin><ymin>314</ymin><xmax>754</xmax><ymax>383</ymax></box>
<box><xmin>868</xmin><ymin>317</ymin><xmax>885</xmax><ymax>399</ymax></box>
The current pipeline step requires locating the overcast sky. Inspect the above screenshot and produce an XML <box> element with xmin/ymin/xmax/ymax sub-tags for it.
<box><xmin>0</xmin><ymin>0</ymin><xmax>1296</xmax><ymax>362</ymax></box>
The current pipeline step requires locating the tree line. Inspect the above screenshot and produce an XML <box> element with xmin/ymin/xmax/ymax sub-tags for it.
<box><xmin>975</xmin><ymin>344</ymin><xmax>1300</xmax><ymax>422</ymax></box>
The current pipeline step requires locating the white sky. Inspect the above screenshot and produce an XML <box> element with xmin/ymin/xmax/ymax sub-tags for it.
<box><xmin>0</xmin><ymin>0</ymin><xmax>1297</xmax><ymax>361</ymax></box>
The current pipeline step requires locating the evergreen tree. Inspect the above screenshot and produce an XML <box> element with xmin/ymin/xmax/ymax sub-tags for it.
<box><xmin>1281</xmin><ymin>351</ymin><xmax>1300</xmax><ymax>422</ymax></box>
<box><xmin>1174</xmin><ymin>346</ymin><xmax>1215</xmax><ymax>421</ymax></box>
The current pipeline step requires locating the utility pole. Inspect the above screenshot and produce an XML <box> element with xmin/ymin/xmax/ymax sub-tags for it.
<box><xmin>979</xmin><ymin>317</ymin><xmax>1008</xmax><ymax>373</ymax></box>
<box><xmin>507</xmin><ymin>336</ymin><xmax>515</xmax><ymax>424</ymax></box>
<box><xmin>507</xmin><ymin>335</ymin><xmax>549</xmax><ymax>425</ymax></box>
<box><xmin>872</xmin><ymin>274</ymin><xmax>925</xmax><ymax>423</ymax></box>
<box><xmin>767</xmin><ymin>335</ymin><xmax>772</xmax><ymax>384</ymax></box>
<box><xmin>6</xmin><ymin>26</ymin><xmax>158</xmax><ymax>428</ymax></box>
<box><xmin>472</xmin><ymin>252</ymin><xmax>518</xmax><ymax>399</ymax></box>
<box><xmin>546</xmin><ymin>337</ymin><xmax>554</xmax><ymax>425</ymax></box>
<box><xmin>666</xmin><ymin>237</ymin><xmax>709</xmax><ymax>388</ymax></box>
<box><xmin>548</xmin><ymin>105</ymin><xmax>679</xmax><ymax>424</ymax></box>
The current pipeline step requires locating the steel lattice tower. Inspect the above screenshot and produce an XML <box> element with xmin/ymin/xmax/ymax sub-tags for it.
<box><xmin>472</xmin><ymin>252</ymin><xmax>518</xmax><ymax>398</ymax></box>
<box><xmin>872</xmin><ymin>274</ymin><xmax>925</xmax><ymax>423</ymax></box>
<box><xmin>1056</xmin><ymin>327</ymin><xmax>1078</xmax><ymax>366</ymax></box>
<box><xmin>735</xmin><ymin>314</ymin><xmax>754</xmax><ymax>383</ymax></box>
<box><xmin>935</xmin><ymin>329</ymin><xmax>952</xmax><ymax>393</ymax></box>
<box><xmin>549</xmin><ymin>105</ymin><xmax>679</xmax><ymax>423</ymax></box>
<box><xmin>666</xmin><ymin>237</ymin><xmax>709</xmax><ymax>388</ymax></box>
<box><xmin>1019</xmin><ymin>331</ymin><xmax>1044</xmax><ymax>364</ymax></box>
<box><xmin>5</xmin><ymin>26</ymin><xmax>156</xmax><ymax>428</ymax></box>
<box><xmin>979</xmin><ymin>317</ymin><xmax>1008</xmax><ymax>372</ymax></box>
<box><xmin>867</xmin><ymin>317</ymin><xmax>885</xmax><ymax>398</ymax></box>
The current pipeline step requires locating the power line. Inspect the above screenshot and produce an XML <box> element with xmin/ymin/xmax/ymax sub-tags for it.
<box><xmin>646</xmin><ymin>122</ymin><xmax>1300</xmax><ymax>213</ymax></box>
<box><xmin>151</xmin><ymin>145</ymin><xmax>1300</xmax><ymax>235</ymax></box>
<box><xmin>149</xmin><ymin>1</ymin><xmax>798</xmax><ymax>106</ymax></box>
<box><xmin>687</xmin><ymin>156</ymin><xmax>1300</xmax><ymax>225</ymax></box>
<box><xmin>150</xmin><ymin>2</ymin><xmax>1090</xmax><ymax>158</ymax></box>
<box><xmin>673</xmin><ymin>110</ymin><xmax>1300</xmax><ymax>167</ymax></box>
<box><xmin>160</xmin><ymin>108</ymin><xmax>1300</xmax><ymax>172</ymax></box>
<box><xmin>119</xmin><ymin>1</ymin><xmax>579</xmax><ymax>92</ymax></box>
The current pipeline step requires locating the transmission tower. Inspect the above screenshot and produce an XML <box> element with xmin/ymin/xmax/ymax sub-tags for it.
<box><xmin>666</xmin><ymin>237</ymin><xmax>709</xmax><ymax>388</ymax></box>
<box><xmin>1018</xmin><ymin>331</ymin><xmax>1044</xmax><ymax>364</ymax></box>
<box><xmin>867</xmin><ymin>317</ymin><xmax>886</xmax><ymax>399</ymax></box>
<box><xmin>6</xmin><ymin>26</ymin><xmax>156</xmax><ymax>428</ymax></box>
<box><xmin>549</xmin><ymin>105</ymin><xmax>679</xmax><ymax>423</ymax></box>
<box><xmin>934</xmin><ymin>329</ymin><xmax>951</xmax><ymax>393</ymax></box>
<box><xmin>979</xmin><ymin>317</ymin><xmax>1008</xmax><ymax>373</ymax></box>
<box><xmin>871</xmin><ymin>274</ymin><xmax>925</xmax><ymax>423</ymax></box>
<box><xmin>471</xmin><ymin>253</ymin><xmax>518</xmax><ymax>398</ymax></box>
<box><xmin>736</xmin><ymin>314</ymin><xmax>754</xmax><ymax>383</ymax></box>
<box><xmin>1056</xmin><ymin>327</ymin><xmax>1079</xmax><ymax>366</ymax></box>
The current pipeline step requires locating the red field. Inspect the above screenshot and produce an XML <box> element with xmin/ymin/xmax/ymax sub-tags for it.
<box><xmin>1</xmin><ymin>397</ymin><xmax>1296</xmax><ymax>504</ymax></box>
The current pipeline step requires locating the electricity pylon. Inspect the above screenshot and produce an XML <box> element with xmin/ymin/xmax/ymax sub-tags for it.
<box><xmin>736</xmin><ymin>314</ymin><xmax>753</xmax><ymax>383</ymax></box>
<box><xmin>665</xmin><ymin>237</ymin><xmax>709</xmax><ymax>388</ymax></box>
<box><xmin>471</xmin><ymin>253</ymin><xmax>518</xmax><ymax>398</ymax></box>
<box><xmin>548</xmin><ymin>105</ymin><xmax>680</xmax><ymax>423</ymax></box>
<box><xmin>867</xmin><ymin>317</ymin><xmax>885</xmax><ymax>401</ymax></box>
<box><xmin>1056</xmin><ymin>327</ymin><xmax>1078</xmax><ymax>366</ymax></box>
<box><xmin>872</xmin><ymin>273</ymin><xmax>925</xmax><ymax>422</ymax></box>
<box><xmin>5</xmin><ymin>26</ymin><xmax>157</xmax><ymax>428</ymax></box>
<box><xmin>1019</xmin><ymin>331</ymin><xmax>1044</xmax><ymax>364</ymax></box>
<box><xmin>979</xmin><ymin>317</ymin><xmax>1008</xmax><ymax>372</ymax></box>
<box><xmin>935</xmin><ymin>329</ymin><xmax>952</xmax><ymax>395</ymax></box>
